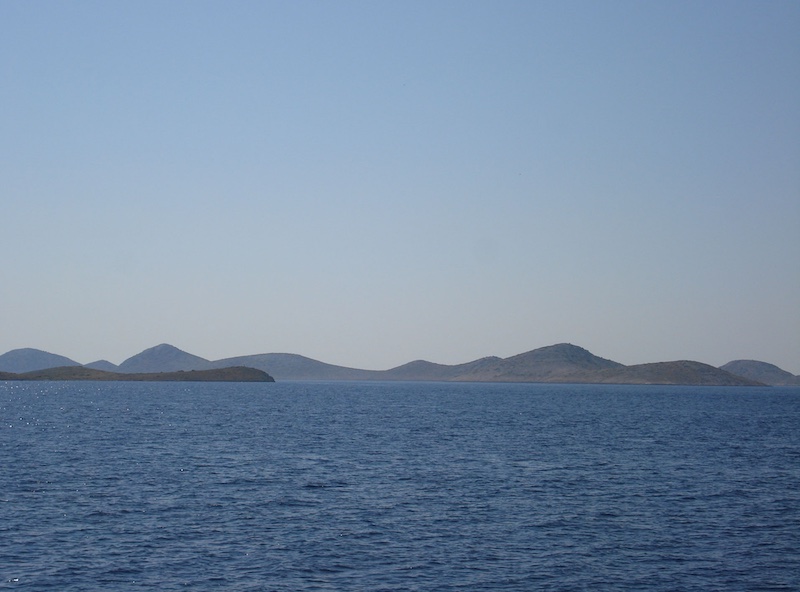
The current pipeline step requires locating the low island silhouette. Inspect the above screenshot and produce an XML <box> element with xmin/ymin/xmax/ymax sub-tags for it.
<box><xmin>0</xmin><ymin>365</ymin><xmax>273</xmax><ymax>383</ymax></box>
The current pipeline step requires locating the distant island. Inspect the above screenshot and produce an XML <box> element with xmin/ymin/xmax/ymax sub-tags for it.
<box><xmin>2</xmin><ymin>342</ymin><xmax>797</xmax><ymax>386</ymax></box>
<box><xmin>0</xmin><ymin>365</ymin><xmax>274</xmax><ymax>383</ymax></box>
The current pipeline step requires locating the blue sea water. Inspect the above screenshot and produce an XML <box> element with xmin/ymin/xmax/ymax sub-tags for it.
<box><xmin>1</xmin><ymin>380</ymin><xmax>799</xmax><ymax>591</ymax></box>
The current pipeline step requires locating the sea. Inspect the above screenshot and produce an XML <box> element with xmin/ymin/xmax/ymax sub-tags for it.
<box><xmin>1</xmin><ymin>380</ymin><xmax>798</xmax><ymax>591</ymax></box>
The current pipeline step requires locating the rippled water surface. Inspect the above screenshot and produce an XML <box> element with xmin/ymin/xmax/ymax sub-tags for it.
<box><xmin>2</xmin><ymin>381</ymin><xmax>799</xmax><ymax>591</ymax></box>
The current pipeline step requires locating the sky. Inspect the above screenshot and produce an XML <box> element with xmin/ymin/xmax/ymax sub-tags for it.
<box><xmin>2</xmin><ymin>1</ymin><xmax>799</xmax><ymax>373</ymax></box>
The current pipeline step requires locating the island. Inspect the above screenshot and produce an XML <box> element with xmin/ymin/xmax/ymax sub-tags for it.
<box><xmin>0</xmin><ymin>366</ymin><xmax>274</xmax><ymax>382</ymax></box>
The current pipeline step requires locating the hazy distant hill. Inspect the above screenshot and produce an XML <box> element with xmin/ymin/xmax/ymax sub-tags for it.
<box><xmin>84</xmin><ymin>360</ymin><xmax>120</xmax><ymax>372</ymax></box>
<box><xmin>381</xmin><ymin>356</ymin><xmax>503</xmax><ymax>381</ymax></box>
<box><xmin>210</xmin><ymin>353</ymin><xmax>383</xmax><ymax>381</ymax></box>
<box><xmin>118</xmin><ymin>344</ymin><xmax>213</xmax><ymax>373</ymax></box>
<box><xmin>211</xmin><ymin>353</ymin><xmax>509</xmax><ymax>381</ymax></box>
<box><xmin>595</xmin><ymin>360</ymin><xmax>765</xmax><ymax>386</ymax></box>
<box><xmin>720</xmin><ymin>360</ymin><xmax>800</xmax><ymax>386</ymax></box>
<box><xmin>210</xmin><ymin>343</ymin><xmax>761</xmax><ymax>385</ymax></box>
<box><xmin>0</xmin><ymin>342</ymin><xmax>787</xmax><ymax>386</ymax></box>
<box><xmin>450</xmin><ymin>343</ymin><xmax>623</xmax><ymax>382</ymax></box>
<box><xmin>242</xmin><ymin>344</ymin><xmax>756</xmax><ymax>385</ymax></box>
<box><xmin>0</xmin><ymin>348</ymin><xmax>80</xmax><ymax>373</ymax></box>
<box><xmin>211</xmin><ymin>344</ymin><xmax>621</xmax><ymax>382</ymax></box>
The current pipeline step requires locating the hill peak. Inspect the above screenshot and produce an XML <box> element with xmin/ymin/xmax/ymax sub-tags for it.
<box><xmin>0</xmin><ymin>348</ymin><xmax>80</xmax><ymax>374</ymax></box>
<box><xmin>505</xmin><ymin>343</ymin><xmax>622</xmax><ymax>367</ymax></box>
<box><xmin>720</xmin><ymin>359</ymin><xmax>799</xmax><ymax>386</ymax></box>
<box><xmin>118</xmin><ymin>343</ymin><xmax>212</xmax><ymax>374</ymax></box>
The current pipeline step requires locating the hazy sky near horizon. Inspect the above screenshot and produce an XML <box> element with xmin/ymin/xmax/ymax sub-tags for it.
<box><xmin>2</xmin><ymin>1</ymin><xmax>799</xmax><ymax>372</ymax></box>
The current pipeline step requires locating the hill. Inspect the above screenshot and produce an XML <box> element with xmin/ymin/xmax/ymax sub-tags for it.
<box><xmin>452</xmin><ymin>343</ymin><xmax>623</xmax><ymax>382</ymax></box>
<box><xmin>720</xmin><ymin>360</ymin><xmax>800</xmax><ymax>386</ymax></box>
<box><xmin>0</xmin><ymin>342</ymin><xmax>788</xmax><ymax>386</ymax></box>
<box><xmin>595</xmin><ymin>361</ymin><xmax>765</xmax><ymax>386</ymax></box>
<box><xmin>0</xmin><ymin>348</ymin><xmax>80</xmax><ymax>374</ymax></box>
<box><xmin>381</xmin><ymin>357</ymin><xmax>503</xmax><ymax>381</ymax></box>
<box><xmin>84</xmin><ymin>360</ymin><xmax>120</xmax><ymax>372</ymax></box>
<box><xmin>210</xmin><ymin>353</ymin><xmax>382</xmax><ymax>381</ymax></box>
<box><xmin>118</xmin><ymin>344</ymin><xmax>213</xmax><ymax>373</ymax></box>
<box><xmin>0</xmin><ymin>366</ymin><xmax>274</xmax><ymax>382</ymax></box>
<box><xmin>211</xmin><ymin>344</ymin><xmax>622</xmax><ymax>382</ymax></box>
<box><xmin>209</xmin><ymin>344</ymin><xmax>758</xmax><ymax>385</ymax></box>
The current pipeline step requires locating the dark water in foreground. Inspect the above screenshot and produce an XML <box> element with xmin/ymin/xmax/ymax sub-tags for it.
<box><xmin>1</xmin><ymin>381</ymin><xmax>799</xmax><ymax>591</ymax></box>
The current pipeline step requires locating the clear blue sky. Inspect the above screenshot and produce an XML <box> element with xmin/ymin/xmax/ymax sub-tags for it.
<box><xmin>2</xmin><ymin>1</ymin><xmax>799</xmax><ymax>372</ymax></box>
